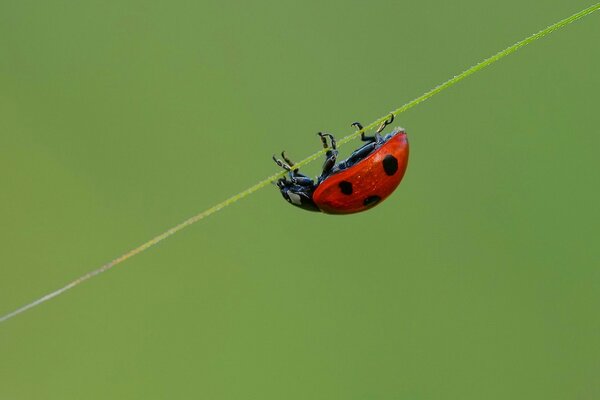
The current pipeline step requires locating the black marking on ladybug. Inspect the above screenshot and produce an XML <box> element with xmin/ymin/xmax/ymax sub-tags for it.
<box><xmin>339</xmin><ymin>181</ymin><xmax>353</xmax><ymax>195</ymax></box>
<box><xmin>382</xmin><ymin>154</ymin><xmax>399</xmax><ymax>176</ymax></box>
<box><xmin>363</xmin><ymin>195</ymin><xmax>381</xmax><ymax>207</ymax></box>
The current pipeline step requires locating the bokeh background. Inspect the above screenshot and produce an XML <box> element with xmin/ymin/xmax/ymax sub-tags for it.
<box><xmin>1</xmin><ymin>1</ymin><xmax>599</xmax><ymax>399</ymax></box>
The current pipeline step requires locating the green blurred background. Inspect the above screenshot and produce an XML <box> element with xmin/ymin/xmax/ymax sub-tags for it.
<box><xmin>1</xmin><ymin>1</ymin><xmax>599</xmax><ymax>398</ymax></box>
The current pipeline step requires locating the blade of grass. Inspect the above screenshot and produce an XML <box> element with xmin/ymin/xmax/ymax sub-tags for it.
<box><xmin>1</xmin><ymin>2</ymin><xmax>599</xmax><ymax>324</ymax></box>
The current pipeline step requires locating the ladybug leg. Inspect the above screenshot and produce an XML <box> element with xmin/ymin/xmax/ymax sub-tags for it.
<box><xmin>318</xmin><ymin>132</ymin><xmax>338</xmax><ymax>175</ymax></box>
<box><xmin>280</xmin><ymin>168</ymin><xmax>314</xmax><ymax>188</ymax></box>
<box><xmin>273</xmin><ymin>153</ymin><xmax>315</xmax><ymax>186</ymax></box>
<box><xmin>291</xmin><ymin>175</ymin><xmax>315</xmax><ymax>187</ymax></box>
<box><xmin>280</xmin><ymin>152</ymin><xmax>313</xmax><ymax>180</ymax></box>
<box><xmin>278</xmin><ymin>151</ymin><xmax>301</xmax><ymax>174</ymax></box>
<box><xmin>276</xmin><ymin>177</ymin><xmax>288</xmax><ymax>189</ymax></box>
<box><xmin>276</xmin><ymin>174</ymin><xmax>313</xmax><ymax>187</ymax></box>
<box><xmin>352</xmin><ymin>121</ymin><xmax>377</xmax><ymax>143</ymax></box>
<box><xmin>274</xmin><ymin>151</ymin><xmax>308</xmax><ymax>174</ymax></box>
<box><xmin>353</xmin><ymin>114</ymin><xmax>393</xmax><ymax>144</ymax></box>
<box><xmin>376</xmin><ymin>113</ymin><xmax>395</xmax><ymax>134</ymax></box>
<box><xmin>345</xmin><ymin>142</ymin><xmax>377</xmax><ymax>166</ymax></box>
<box><xmin>318</xmin><ymin>132</ymin><xmax>337</xmax><ymax>150</ymax></box>
<box><xmin>366</xmin><ymin>113</ymin><xmax>394</xmax><ymax>144</ymax></box>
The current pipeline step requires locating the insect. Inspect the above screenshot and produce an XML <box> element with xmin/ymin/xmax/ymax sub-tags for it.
<box><xmin>273</xmin><ymin>114</ymin><xmax>409</xmax><ymax>214</ymax></box>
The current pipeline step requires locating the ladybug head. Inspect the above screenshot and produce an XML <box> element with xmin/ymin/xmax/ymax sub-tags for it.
<box><xmin>276</xmin><ymin>178</ymin><xmax>320</xmax><ymax>212</ymax></box>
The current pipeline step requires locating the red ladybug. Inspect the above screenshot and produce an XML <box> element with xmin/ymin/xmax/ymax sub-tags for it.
<box><xmin>273</xmin><ymin>114</ymin><xmax>409</xmax><ymax>214</ymax></box>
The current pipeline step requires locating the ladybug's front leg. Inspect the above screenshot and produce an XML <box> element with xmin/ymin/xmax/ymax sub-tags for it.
<box><xmin>273</xmin><ymin>154</ymin><xmax>293</xmax><ymax>172</ymax></box>
<box><xmin>318</xmin><ymin>132</ymin><xmax>338</xmax><ymax>176</ymax></box>
<box><xmin>273</xmin><ymin>151</ymin><xmax>305</xmax><ymax>175</ymax></box>
<box><xmin>273</xmin><ymin>152</ymin><xmax>315</xmax><ymax>187</ymax></box>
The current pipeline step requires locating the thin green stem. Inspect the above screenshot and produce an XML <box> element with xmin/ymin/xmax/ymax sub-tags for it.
<box><xmin>1</xmin><ymin>3</ymin><xmax>598</xmax><ymax>324</ymax></box>
<box><xmin>292</xmin><ymin>2</ymin><xmax>600</xmax><ymax>170</ymax></box>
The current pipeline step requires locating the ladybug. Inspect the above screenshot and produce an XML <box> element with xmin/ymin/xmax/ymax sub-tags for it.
<box><xmin>273</xmin><ymin>114</ymin><xmax>409</xmax><ymax>214</ymax></box>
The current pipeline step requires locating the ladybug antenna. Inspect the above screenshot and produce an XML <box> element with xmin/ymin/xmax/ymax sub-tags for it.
<box><xmin>376</xmin><ymin>113</ymin><xmax>395</xmax><ymax>133</ymax></box>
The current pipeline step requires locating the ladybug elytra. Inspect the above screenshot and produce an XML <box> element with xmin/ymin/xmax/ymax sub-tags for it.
<box><xmin>273</xmin><ymin>114</ymin><xmax>409</xmax><ymax>214</ymax></box>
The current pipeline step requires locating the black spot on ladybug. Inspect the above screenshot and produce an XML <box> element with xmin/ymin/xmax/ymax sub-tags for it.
<box><xmin>363</xmin><ymin>195</ymin><xmax>381</xmax><ymax>207</ymax></box>
<box><xmin>382</xmin><ymin>154</ymin><xmax>398</xmax><ymax>176</ymax></box>
<box><xmin>339</xmin><ymin>181</ymin><xmax>353</xmax><ymax>195</ymax></box>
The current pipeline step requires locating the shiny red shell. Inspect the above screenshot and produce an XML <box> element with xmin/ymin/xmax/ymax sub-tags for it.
<box><xmin>313</xmin><ymin>132</ymin><xmax>409</xmax><ymax>214</ymax></box>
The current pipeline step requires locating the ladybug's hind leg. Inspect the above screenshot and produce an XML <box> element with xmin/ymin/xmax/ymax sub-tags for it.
<box><xmin>352</xmin><ymin>122</ymin><xmax>378</xmax><ymax>143</ymax></box>
<box><xmin>317</xmin><ymin>132</ymin><xmax>338</xmax><ymax>176</ymax></box>
<box><xmin>345</xmin><ymin>141</ymin><xmax>378</xmax><ymax>167</ymax></box>
<box><xmin>352</xmin><ymin>114</ymin><xmax>395</xmax><ymax>144</ymax></box>
<box><xmin>375</xmin><ymin>113</ymin><xmax>395</xmax><ymax>134</ymax></box>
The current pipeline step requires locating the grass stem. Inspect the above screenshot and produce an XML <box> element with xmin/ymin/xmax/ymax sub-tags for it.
<box><xmin>1</xmin><ymin>2</ymin><xmax>598</xmax><ymax>324</ymax></box>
